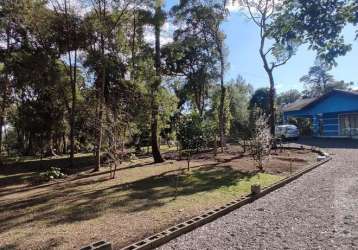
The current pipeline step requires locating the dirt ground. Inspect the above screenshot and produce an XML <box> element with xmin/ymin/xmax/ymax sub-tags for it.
<box><xmin>0</xmin><ymin>146</ymin><xmax>318</xmax><ymax>249</ymax></box>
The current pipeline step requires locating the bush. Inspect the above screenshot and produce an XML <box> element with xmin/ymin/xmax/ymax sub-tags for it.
<box><xmin>248</xmin><ymin>113</ymin><xmax>272</xmax><ymax>171</ymax></box>
<box><xmin>38</xmin><ymin>167</ymin><xmax>66</xmax><ymax>182</ymax></box>
<box><xmin>176</xmin><ymin>113</ymin><xmax>216</xmax><ymax>171</ymax></box>
<box><xmin>176</xmin><ymin>113</ymin><xmax>215</xmax><ymax>152</ymax></box>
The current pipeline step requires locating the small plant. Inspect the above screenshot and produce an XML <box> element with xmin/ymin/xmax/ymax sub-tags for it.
<box><xmin>176</xmin><ymin>113</ymin><xmax>215</xmax><ymax>170</ymax></box>
<box><xmin>181</xmin><ymin>149</ymin><xmax>194</xmax><ymax>172</ymax></box>
<box><xmin>38</xmin><ymin>167</ymin><xmax>66</xmax><ymax>182</ymax></box>
<box><xmin>129</xmin><ymin>153</ymin><xmax>137</xmax><ymax>163</ymax></box>
<box><xmin>248</xmin><ymin>112</ymin><xmax>272</xmax><ymax>172</ymax></box>
<box><xmin>251</xmin><ymin>183</ymin><xmax>261</xmax><ymax>195</ymax></box>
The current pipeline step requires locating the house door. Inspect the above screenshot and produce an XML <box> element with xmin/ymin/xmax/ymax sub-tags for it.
<box><xmin>339</xmin><ymin>114</ymin><xmax>358</xmax><ymax>137</ymax></box>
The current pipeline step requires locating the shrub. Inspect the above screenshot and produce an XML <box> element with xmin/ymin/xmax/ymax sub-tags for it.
<box><xmin>177</xmin><ymin>113</ymin><xmax>215</xmax><ymax>152</ymax></box>
<box><xmin>248</xmin><ymin>113</ymin><xmax>272</xmax><ymax>171</ymax></box>
<box><xmin>176</xmin><ymin>113</ymin><xmax>216</xmax><ymax>170</ymax></box>
<box><xmin>38</xmin><ymin>167</ymin><xmax>66</xmax><ymax>182</ymax></box>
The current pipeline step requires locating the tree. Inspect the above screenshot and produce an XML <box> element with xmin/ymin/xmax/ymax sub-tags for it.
<box><xmin>276</xmin><ymin>89</ymin><xmax>301</xmax><ymax>105</ymax></box>
<box><xmin>227</xmin><ymin>76</ymin><xmax>253</xmax><ymax>123</ymax></box>
<box><xmin>249</xmin><ymin>88</ymin><xmax>270</xmax><ymax>115</ymax></box>
<box><xmin>150</xmin><ymin>0</ymin><xmax>166</xmax><ymax>163</ymax></box>
<box><xmin>84</xmin><ymin>0</ymin><xmax>132</xmax><ymax>171</ymax></box>
<box><xmin>226</xmin><ymin>76</ymin><xmax>253</xmax><ymax>142</ymax></box>
<box><xmin>248</xmin><ymin>110</ymin><xmax>272</xmax><ymax>172</ymax></box>
<box><xmin>177</xmin><ymin>112</ymin><xmax>215</xmax><ymax>170</ymax></box>
<box><xmin>300</xmin><ymin>63</ymin><xmax>353</xmax><ymax>97</ymax></box>
<box><xmin>50</xmin><ymin>0</ymin><xmax>87</xmax><ymax>166</ymax></box>
<box><xmin>171</xmin><ymin>0</ymin><xmax>228</xmax><ymax>151</ymax></box>
<box><xmin>0</xmin><ymin>0</ymin><xmax>24</xmax><ymax>161</ymax></box>
<box><xmin>271</xmin><ymin>0</ymin><xmax>351</xmax><ymax>65</ymax></box>
<box><xmin>161</xmin><ymin>36</ymin><xmax>219</xmax><ymax>116</ymax></box>
<box><xmin>238</xmin><ymin>0</ymin><xmax>297</xmax><ymax>135</ymax></box>
<box><xmin>0</xmin><ymin>0</ymin><xmax>74</xmax><ymax>157</ymax></box>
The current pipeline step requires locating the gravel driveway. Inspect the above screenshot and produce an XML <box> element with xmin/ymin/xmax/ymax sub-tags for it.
<box><xmin>158</xmin><ymin>138</ymin><xmax>358</xmax><ymax>250</ymax></box>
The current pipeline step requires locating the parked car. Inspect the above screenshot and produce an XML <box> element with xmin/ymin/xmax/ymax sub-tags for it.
<box><xmin>275</xmin><ymin>124</ymin><xmax>299</xmax><ymax>140</ymax></box>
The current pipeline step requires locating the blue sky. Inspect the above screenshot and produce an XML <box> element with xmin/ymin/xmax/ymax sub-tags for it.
<box><xmin>165</xmin><ymin>0</ymin><xmax>358</xmax><ymax>93</ymax></box>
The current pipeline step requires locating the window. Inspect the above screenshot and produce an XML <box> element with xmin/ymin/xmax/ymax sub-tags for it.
<box><xmin>339</xmin><ymin>114</ymin><xmax>358</xmax><ymax>136</ymax></box>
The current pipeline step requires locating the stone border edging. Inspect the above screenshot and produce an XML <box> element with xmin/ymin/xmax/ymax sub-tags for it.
<box><xmin>85</xmin><ymin>146</ymin><xmax>331</xmax><ymax>250</ymax></box>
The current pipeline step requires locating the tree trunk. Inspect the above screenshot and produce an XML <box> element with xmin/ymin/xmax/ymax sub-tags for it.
<box><xmin>48</xmin><ymin>134</ymin><xmax>57</xmax><ymax>157</ymax></box>
<box><xmin>218</xmin><ymin>49</ymin><xmax>226</xmax><ymax>152</ymax></box>
<box><xmin>94</xmin><ymin>1</ymin><xmax>106</xmax><ymax>171</ymax></box>
<box><xmin>151</xmin><ymin>106</ymin><xmax>163</xmax><ymax>163</ymax></box>
<box><xmin>27</xmin><ymin>133</ymin><xmax>33</xmax><ymax>156</ymax></box>
<box><xmin>151</xmin><ymin>6</ymin><xmax>164</xmax><ymax>163</ymax></box>
<box><xmin>63</xmin><ymin>0</ymin><xmax>77</xmax><ymax>167</ymax></box>
<box><xmin>69</xmin><ymin>49</ymin><xmax>77</xmax><ymax>166</ymax></box>
<box><xmin>259</xmin><ymin>30</ymin><xmax>275</xmax><ymax>136</ymax></box>
<box><xmin>62</xmin><ymin>133</ymin><xmax>67</xmax><ymax>154</ymax></box>
<box><xmin>1</xmin><ymin>28</ymin><xmax>10</xmax><ymax>161</ymax></box>
<box><xmin>0</xmin><ymin>116</ymin><xmax>3</xmax><ymax>157</ymax></box>
<box><xmin>268</xmin><ymin>73</ymin><xmax>276</xmax><ymax>135</ymax></box>
<box><xmin>94</xmin><ymin>75</ymin><xmax>104</xmax><ymax>171</ymax></box>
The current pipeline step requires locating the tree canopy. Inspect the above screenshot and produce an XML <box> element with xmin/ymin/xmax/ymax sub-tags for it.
<box><xmin>0</xmin><ymin>0</ymin><xmax>357</xmax><ymax>166</ymax></box>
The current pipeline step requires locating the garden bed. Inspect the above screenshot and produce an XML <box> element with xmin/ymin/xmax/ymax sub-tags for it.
<box><xmin>0</xmin><ymin>145</ymin><xmax>318</xmax><ymax>249</ymax></box>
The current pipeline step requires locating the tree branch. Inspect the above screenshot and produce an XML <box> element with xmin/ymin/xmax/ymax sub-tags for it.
<box><xmin>271</xmin><ymin>54</ymin><xmax>292</xmax><ymax>70</ymax></box>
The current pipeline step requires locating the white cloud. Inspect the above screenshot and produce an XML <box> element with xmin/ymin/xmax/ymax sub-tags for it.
<box><xmin>143</xmin><ymin>21</ymin><xmax>174</xmax><ymax>46</ymax></box>
<box><xmin>226</xmin><ymin>0</ymin><xmax>283</xmax><ymax>14</ymax></box>
<box><xmin>226</xmin><ymin>0</ymin><xmax>241</xmax><ymax>13</ymax></box>
<box><xmin>47</xmin><ymin>0</ymin><xmax>91</xmax><ymax>17</ymax></box>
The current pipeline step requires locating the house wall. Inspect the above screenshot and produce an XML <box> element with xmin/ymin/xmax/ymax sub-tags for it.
<box><xmin>321</xmin><ymin>112</ymin><xmax>339</xmax><ymax>137</ymax></box>
<box><xmin>283</xmin><ymin>91</ymin><xmax>358</xmax><ymax>137</ymax></box>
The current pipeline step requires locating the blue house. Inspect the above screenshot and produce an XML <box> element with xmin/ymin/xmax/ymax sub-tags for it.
<box><xmin>282</xmin><ymin>90</ymin><xmax>358</xmax><ymax>138</ymax></box>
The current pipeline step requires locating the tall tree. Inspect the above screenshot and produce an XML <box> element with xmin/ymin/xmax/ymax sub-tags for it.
<box><xmin>238</xmin><ymin>0</ymin><xmax>296</xmax><ymax>135</ymax></box>
<box><xmin>249</xmin><ymin>88</ymin><xmax>270</xmax><ymax>115</ymax></box>
<box><xmin>150</xmin><ymin>0</ymin><xmax>165</xmax><ymax>163</ymax></box>
<box><xmin>0</xmin><ymin>17</ymin><xmax>10</xmax><ymax>159</ymax></box>
<box><xmin>276</xmin><ymin>89</ymin><xmax>301</xmax><ymax>105</ymax></box>
<box><xmin>84</xmin><ymin>0</ymin><xmax>132</xmax><ymax>171</ymax></box>
<box><xmin>171</xmin><ymin>0</ymin><xmax>227</xmax><ymax>151</ymax></box>
<box><xmin>300</xmin><ymin>63</ymin><xmax>353</xmax><ymax>97</ymax></box>
<box><xmin>271</xmin><ymin>0</ymin><xmax>351</xmax><ymax>65</ymax></box>
<box><xmin>226</xmin><ymin>76</ymin><xmax>253</xmax><ymax>142</ymax></box>
<box><xmin>50</xmin><ymin>0</ymin><xmax>86</xmax><ymax>166</ymax></box>
<box><xmin>162</xmin><ymin>20</ymin><xmax>219</xmax><ymax>116</ymax></box>
<box><xmin>0</xmin><ymin>0</ymin><xmax>24</xmax><ymax>160</ymax></box>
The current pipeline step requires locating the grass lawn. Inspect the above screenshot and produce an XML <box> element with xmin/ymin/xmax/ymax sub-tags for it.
<box><xmin>0</xmin><ymin>146</ymin><xmax>317</xmax><ymax>249</ymax></box>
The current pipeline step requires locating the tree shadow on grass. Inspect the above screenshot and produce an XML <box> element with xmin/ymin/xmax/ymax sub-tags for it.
<box><xmin>1</xmin><ymin>155</ymin><xmax>95</xmax><ymax>174</ymax></box>
<box><xmin>0</xmin><ymin>243</ymin><xmax>18</xmax><ymax>250</ymax></box>
<box><xmin>0</xmin><ymin>162</ymin><xmax>258</xmax><ymax>233</ymax></box>
<box><xmin>0</xmin><ymin>155</ymin><xmax>95</xmax><ymax>192</ymax></box>
<box><xmin>51</xmin><ymin>165</ymin><xmax>256</xmax><ymax>224</ymax></box>
<box><xmin>0</xmin><ymin>155</ymin><xmax>162</xmax><ymax>193</ymax></box>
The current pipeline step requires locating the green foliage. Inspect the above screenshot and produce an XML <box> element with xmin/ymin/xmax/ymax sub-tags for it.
<box><xmin>272</xmin><ymin>0</ymin><xmax>352</xmax><ymax>65</ymax></box>
<box><xmin>248</xmin><ymin>112</ymin><xmax>272</xmax><ymax>171</ymax></box>
<box><xmin>209</xmin><ymin>85</ymin><xmax>232</xmax><ymax>135</ymax></box>
<box><xmin>300</xmin><ymin>63</ymin><xmax>353</xmax><ymax>97</ymax></box>
<box><xmin>226</xmin><ymin>76</ymin><xmax>253</xmax><ymax>141</ymax></box>
<box><xmin>276</xmin><ymin>89</ymin><xmax>301</xmax><ymax>106</ymax></box>
<box><xmin>1</xmin><ymin>0</ymin><xmax>356</xmax><ymax>173</ymax></box>
<box><xmin>249</xmin><ymin>88</ymin><xmax>270</xmax><ymax>115</ymax></box>
<box><xmin>39</xmin><ymin>167</ymin><xmax>66</xmax><ymax>182</ymax></box>
<box><xmin>177</xmin><ymin>113</ymin><xmax>215</xmax><ymax>152</ymax></box>
<box><xmin>167</xmin><ymin>0</ymin><xmax>225</xmax><ymax>115</ymax></box>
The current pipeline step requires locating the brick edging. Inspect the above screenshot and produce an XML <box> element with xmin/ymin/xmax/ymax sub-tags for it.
<box><xmin>84</xmin><ymin>147</ymin><xmax>331</xmax><ymax>250</ymax></box>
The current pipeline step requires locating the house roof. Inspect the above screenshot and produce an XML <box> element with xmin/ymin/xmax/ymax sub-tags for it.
<box><xmin>282</xmin><ymin>97</ymin><xmax>317</xmax><ymax>112</ymax></box>
<box><xmin>282</xmin><ymin>89</ymin><xmax>358</xmax><ymax>112</ymax></box>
